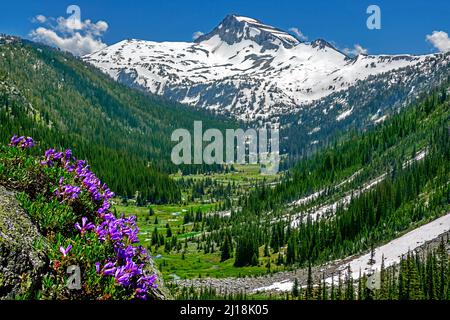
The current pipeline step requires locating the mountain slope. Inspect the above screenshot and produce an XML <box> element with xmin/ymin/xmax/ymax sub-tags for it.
<box><xmin>158</xmin><ymin>80</ymin><xmax>450</xmax><ymax>284</ymax></box>
<box><xmin>281</xmin><ymin>55</ymin><xmax>450</xmax><ymax>158</ymax></box>
<box><xmin>84</xmin><ymin>14</ymin><xmax>449</xmax><ymax>123</ymax></box>
<box><xmin>0</xmin><ymin>36</ymin><xmax>235</xmax><ymax>203</ymax></box>
<box><xmin>234</xmin><ymin>82</ymin><xmax>450</xmax><ymax>267</ymax></box>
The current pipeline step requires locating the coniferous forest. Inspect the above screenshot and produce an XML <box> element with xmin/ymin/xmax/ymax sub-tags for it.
<box><xmin>0</xmin><ymin>21</ymin><xmax>450</xmax><ymax>303</ymax></box>
<box><xmin>0</xmin><ymin>37</ymin><xmax>236</xmax><ymax>203</ymax></box>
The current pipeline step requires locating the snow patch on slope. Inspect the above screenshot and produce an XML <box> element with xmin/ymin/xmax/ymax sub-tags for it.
<box><xmin>83</xmin><ymin>15</ymin><xmax>439</xmax><ymax>121</ymax></box>
<box><xmin>328</xmin><ymin>213</ymin><xmax>450</xmax><ymax>283</ymax></box>
<box><xmin>255</xmin><ymin>213</ymin><xmax>450</xmax><ymax>292</ymax></box>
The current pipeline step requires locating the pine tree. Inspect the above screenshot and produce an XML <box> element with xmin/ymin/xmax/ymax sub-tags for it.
<box><xmin>345</xmin><ymin>265</ymin><xmax>354</xmax><ymax>300</ymax></box>
<box><xmin>292</xmin><ymin>278</ymin><xmax>299</xmax><ymax>298</ymax></box>
<box><xmin>330</xmin><ymin>273</ymin><xmax>336</xmax><ymax>301</ymax></box>
<box><xmin>220</xmin><ymin>235</ymin><xmax>231</xmax><ymax>262</ymax></box>
<box><xmin>357</xmin><ymin>269</ymin><xmax>362</xmax><ymax>300</ymax></box>
<box><xmin>437</xmin><ymin>238</ymin><xmax>448</xmax><ymax>300</ymax></box>
<box><xmin>306</xmin><ymin>261</ymin><xmax>313</xmax><ymax>300</ymax></box>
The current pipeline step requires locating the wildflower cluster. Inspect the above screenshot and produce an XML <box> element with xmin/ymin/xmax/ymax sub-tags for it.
<box><xmin>9</xmin><ymin>135</ymin><xmax>157</xmax><ymax>299</ymax></box>
<box><xmin>9</xmin><ymin>135</ymin><xmax>34</xmax><ymax>149</ymax></box>
<box><xmin>55</xmin><ymin>178</ymin><xmax>82</xmax><ymax>202</ymax></box>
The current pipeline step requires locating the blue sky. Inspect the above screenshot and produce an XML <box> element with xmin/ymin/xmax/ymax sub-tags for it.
<box><xmin>1</xmin><ymin>0</ymin><xmax>449</xmax><ymax>55</ymax></box>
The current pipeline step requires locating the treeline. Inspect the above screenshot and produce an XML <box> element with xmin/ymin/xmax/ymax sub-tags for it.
<box><xmin>179</xmin><ymin>176</ymin><xmax>236</xmax><ymax>204</ymax></box>
<box><xmin>170</xmin><ymin>284</ymin><xmax>251</xmax><ymax>300</ymax></box>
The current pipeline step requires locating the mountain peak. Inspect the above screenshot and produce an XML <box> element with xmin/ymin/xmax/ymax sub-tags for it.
<box><xmin>224</xmin><ymin>14</ymin><xmax>259</xmax><ymax>24</ymax></box>
<box><xmin>310</xmin><ymin>39</ymin><xmax>340</xmax><ymax>52</ymax></box>
<box><xmin>194</xmin><ymin>14</ymin><xmax>300</xmax><ymax>49</ymax></box>
<box><xmin>84</xmin><ymin>14</ymin><xmax>446</xmax><ymax>122</ymax></box>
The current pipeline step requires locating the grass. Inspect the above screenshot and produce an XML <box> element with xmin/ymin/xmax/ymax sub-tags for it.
<box><xmin>117</xmin><ymin>202</ymin><xmax>217</xmax><ymax>234</ymax></box>
<box><xmin>115</xmin><ymin>164</ymin><xmax>284</xmax><ymax>282</ymax></box>
<box><xmin>153</xmin><ymin>242</ymin><xmax>287</xmax><ymax>281</ymax></box>
<box><xmin>172</xmin><ymin>164</ymin><xmax>280</xmax><ymax>189</ymax></box>
<box><xmin>117</xmin><ymin>200</ymin><xmax>286</xmax><ymax>282</ymax></box>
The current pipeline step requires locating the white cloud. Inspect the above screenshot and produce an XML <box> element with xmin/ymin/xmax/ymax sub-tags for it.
<box><xmin>30</xmin><ymin>27</ymin><xmax>107</xmax><ymax>57</ymax></box>
<box><xmin>32</xmin><ymin>15</ymin><xmax>47</xmax><ymax>23</ymax></box>
<box><xmin>29</xmin><ymin>14</ymin><xmax>108</xmax><ymax>56</ymax></box>
<box><xmin>343</xmin><ymin>44</ymin><xmax>368</xmax><ymax>56</ymax></box>
<box><xmin>288</xmin><ymin>27</ymin><xmax>308</xmax><ymax>41</ymax></box>
<box><xmin>426</xmin><ymin>31</ymin><xmax>450</xmax><ymax>53</ymax></box>
<box><xmin>54</xmin><ymin>17</ymin><xmax>108</xmax><ymax>36</ymax></box>
<box><xmin>192</xmin><ymin>31</ymin><xmax>204</xmax><ymax>40</ymax></box>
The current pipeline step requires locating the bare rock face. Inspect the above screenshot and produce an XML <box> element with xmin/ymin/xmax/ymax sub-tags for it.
<box><xmin>0</xmin><ymin>185</ymin><xmax>47</xmax><ymax>299</ymax></box>
<box><xmin>146</xmin><ymin>259</ymin><xmax>172</xmax><ymax>300</ymax></box>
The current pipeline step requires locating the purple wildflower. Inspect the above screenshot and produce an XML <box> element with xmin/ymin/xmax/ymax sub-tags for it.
<box><xmin>55</xmin><ymin>184</ymin><xmax>81</xmax><ymax>202</ymax></box>
<box><xmin>37</xmin><ymin>145</ymin><xmax>158</xmax><ymax>298</ymax></box>
<box><xmin>95</xmin><ymin>262</ymin><xmax>101</xmax><ymax>274</ymax></box>
<box><xmin>139</xmin><ymin>274</ymin><xmax>157</xmax><ymax>288</ymax></box>
<box><xmin>94</xmin><ymin>221</ymin><xmax>109</xmax><ymax>241</ymax></box>
<box><xmin>75</xmin><ymin>217</ymin><xmax>95</xmax><ymax>234</ymax></box>
<box><xmin>114</xmin><ymin>267</ymin><xmax>132</xmax><ymax>286</ymax></box>
<box><xmin>59</xmin><ymin>244</ymin><xmax>72</xmax><ymax>258</ymax></box>
<box><xmin>41</xmin><ymin>148</ymin><xmax>62</xmax><ymax>166</ymax></box>
<box><xmin>135</xmin><ymin>274</ymin><xmax>157</xmax><ymax>299</ymax></box>
<box><xmin>100</xmin><ymin>261</ymin><xmax>116</xmax><ymax>276</ymax></box>
<box><xmin>9</xmin><ymin>135</ymin><xmax>34</xmax><ymax>149</ymax></box>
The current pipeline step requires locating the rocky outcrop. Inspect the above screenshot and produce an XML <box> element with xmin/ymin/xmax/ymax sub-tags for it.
<box><xmin>0</xmin><ymin>185</ymin><xmax>47</xmax><ymax>299</ymax></box>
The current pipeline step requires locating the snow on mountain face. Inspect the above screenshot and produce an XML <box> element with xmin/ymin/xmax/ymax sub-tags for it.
<box><xmin>194</xmin><ymin>14</ymin><xmax>300</xmax><ymax>49</ymax></box>
<box><xmin>84</xmin><ymin>14</ymin><xmax>441</xmax><ymax>121</ymax></box>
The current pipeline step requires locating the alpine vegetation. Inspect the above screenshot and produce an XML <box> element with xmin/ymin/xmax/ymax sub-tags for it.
<box><xmin>0</xmin><ymin>136</ymin><xmax>160</xmax><ymax>299</ymax></box>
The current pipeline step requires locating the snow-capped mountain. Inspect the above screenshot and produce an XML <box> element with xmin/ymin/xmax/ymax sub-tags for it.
<box><xmin>84</xmin><ymin>14</ymin><xmax>449</xmax><ymax>122</ymax></box>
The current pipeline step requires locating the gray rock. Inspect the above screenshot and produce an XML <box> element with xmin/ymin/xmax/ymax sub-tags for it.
<box><xmin>145</xmin><ymin>258</ymin><xmax>172</xmax><ymax>300</ymax></box>
<box><xmin>0</xmin><ymin>185</ymin><xmax>48</xmax><ymax>299</ymax></box>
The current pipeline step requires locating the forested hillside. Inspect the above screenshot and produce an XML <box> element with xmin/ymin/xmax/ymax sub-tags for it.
<box><xmin>152</xmin><ymin>80</ymin><xmax>450</xmax><ymax>287</ymax></box>
<box><xmin>0</xmin><ymin>36</ymin><xmax>235</xmax><ymax>203</ymax></box>
<box><xmin>232</xmin><ymin>83</ymin><xmax>450</xmax><ymax>267</ymax></box>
